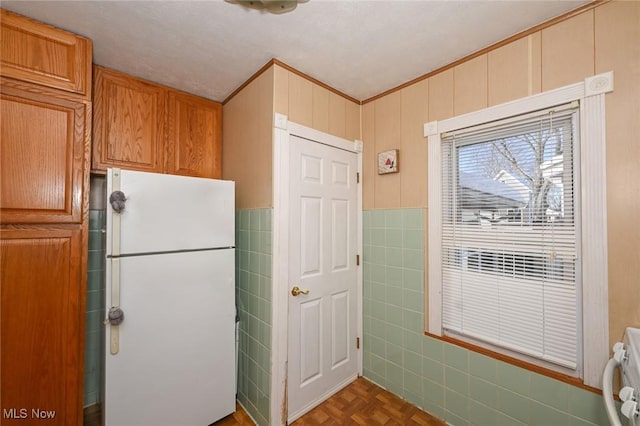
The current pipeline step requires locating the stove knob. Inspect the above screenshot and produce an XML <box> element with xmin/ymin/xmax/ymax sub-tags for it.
<box><xmin>614</xmin><ymin>344</ymin><xmax>627</xmax><ymax>363</ymax></box>
<box><xmin>621</xmin><ymin>399</ymin><xmax>639</xmax><ymax>420</ymax></box>
<box><xmin>620</xmin><ymin>386</ymin><xmax>636</xmax><ymax>402</ymax></box>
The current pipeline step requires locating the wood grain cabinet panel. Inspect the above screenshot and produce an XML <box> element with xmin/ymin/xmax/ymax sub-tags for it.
<box><xmin>0</xmin><ymin>79</ymin><xmax>89</xmax><ymax>224</ymax></box>
<box><xmin>1</xmin><ymin>227</ymin><xmax>84</xmax><ymax>426</ymax></box>
<box><xmin>0</xmin><ymin>9</ymin><xmax>92</xmax><ymax>97</ymax></box>
<box><xmin>166</xmin><ymin>91</ymin><xmax>222</xmax><ymax>178</ymax></box>
<box><xmin>92</xmin><ymin>66</ymin><xmax>166</xmax><ymax>173</ymax></box>
<box><xmin>1</xmin><ymin>12</ymin><xmax>90</xmax><ymax>426</ymax></box>
<box><xmin>92</xmin><ymin>66</ymin><xmax>222</xmax><ymax>179</ymax></box>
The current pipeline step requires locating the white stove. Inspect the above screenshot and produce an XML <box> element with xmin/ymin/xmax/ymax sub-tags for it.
<box><xmin>604</xmin><ymin>327</ymin><xmax>640</xmax><ymax>426</ymax></box>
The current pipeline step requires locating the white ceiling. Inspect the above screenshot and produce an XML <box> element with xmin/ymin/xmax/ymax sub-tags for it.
<box><xmin>2</xmin><ymin>0</ymin><xmax>591</xmax><ymax>103</ymax></box>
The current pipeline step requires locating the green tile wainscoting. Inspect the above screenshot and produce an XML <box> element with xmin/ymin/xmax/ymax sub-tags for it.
<box><xmin>85</xmin><ymin>204</ymin><xmax>609</xmax><ymax>425</ymax></box>
<box><xmin>362</xmin><ymin>208</ymin><xmax>610</xmax><ymax>426</ymax></box>
<box><xmin>236</xmin><ymin>209</ymin><xmax>273</xmax><ymax>426</ymax></box>
<box><xmin>85</xmin><ymin>209</ymin><xmax>106</xmax><ymax>407</ymax></box>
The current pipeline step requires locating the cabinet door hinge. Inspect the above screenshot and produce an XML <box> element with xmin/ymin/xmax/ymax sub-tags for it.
<box><xmin>356</xmin><ymin>254</ymin><xmax>360</xmax><ymax>266</ymax></box>
<box><xmin>356</xmin><ymin>337</ymin><xmax>360</xmax><ymax>349</ymax></box>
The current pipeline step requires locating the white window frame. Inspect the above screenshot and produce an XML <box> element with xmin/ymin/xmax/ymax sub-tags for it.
<box><xmin>425</xmin><ymin>72</ymin><xmax>613</xmax><ymax>388</ymax></box>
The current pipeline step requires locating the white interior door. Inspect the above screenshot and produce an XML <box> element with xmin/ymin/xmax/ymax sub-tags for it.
<box><xmin>287</xmin><ymin>135</ymin><xmax>359</xmax><ymax>421</ymax></box>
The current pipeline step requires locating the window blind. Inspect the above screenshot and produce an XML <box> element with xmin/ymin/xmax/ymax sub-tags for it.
<box><xmin>440</xmin><ymin>105</ymin><xmax>580</xmax><ymax>369</ymax></box>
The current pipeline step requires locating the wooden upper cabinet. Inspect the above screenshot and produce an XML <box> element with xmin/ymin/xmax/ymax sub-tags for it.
<box><xmin>92</xmin><ymin>66</ymin><xmax>166</xmax><ymax>173</ymax></box>
<box><xmin>0</xmin><ymin>78</ymin><xmax>90</xmax><ymax>224</ymax></box>
<box><xmin>92</xmin><ymin>66</ymin><xmax>222</xmax><ymax>178</ymax></box>
<box><xmin>1</xmin><ymin>227</ymin><xmax>84</xmax><ymax>426</ymax></box>
<box><xmin>1</xmin><ymin>12</ymin><xmax>89</xmax><ymax>426</ymax></box>
<box><xmin>166</xmin><ymin>91</ymin><xmax>222</xmax><ymax>178</ymax></box>
<box><xmin>0</xmin><ymin>9</ymin><xmax>92</xmax><ymax>97</ymax></box>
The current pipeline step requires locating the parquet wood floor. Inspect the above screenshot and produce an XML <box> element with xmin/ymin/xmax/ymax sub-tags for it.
<box><xmin>215</xmin><ymin>402</ymin><xmax>257</xmax><ymax>425</ymax></box>
<box><xmin>215</xmin><ymin>377</ymin><xmax>445</xmax><ymax>426</ymax></box>
<box><xmin>84</xmin><ymin>377</ymin><xmax>445</xmax><ymax>425</ymax></box>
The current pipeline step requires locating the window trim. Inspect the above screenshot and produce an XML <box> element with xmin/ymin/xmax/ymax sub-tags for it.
<box><xmin>424</xmin><ymin>72</ymin><xmax>613</xmax><ymax>388</ymax></box>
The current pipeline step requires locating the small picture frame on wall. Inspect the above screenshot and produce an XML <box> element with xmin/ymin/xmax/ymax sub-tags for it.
<box><xmin>378</xmin><ymin>149</ymin><xmax>399</xmax><ymax>174</ymax></box>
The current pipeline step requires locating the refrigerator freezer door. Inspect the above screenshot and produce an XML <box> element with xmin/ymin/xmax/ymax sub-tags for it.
<box><xmin>104</xmin><ymin>249</ymin><xmax>235</xmax><ymax>426</ymax></box>
<box><xmin>106</xmin><ymin>168</ymin><xmax>234</xmax><ymax>256</ymax></box>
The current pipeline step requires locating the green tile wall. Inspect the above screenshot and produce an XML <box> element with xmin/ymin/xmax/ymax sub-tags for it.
<box><xmin>362</xmin><ymin>208</ymin><xmax>609</xmax><ymax>426</ymax></box>
<box><xmin>236</xmin><ymin>209</ymin><xmax>272</xmax><ymax>426</ymax></box>
<box><xmin>85</xmin><ymin>209</ymin><xmax>106</xmax><ymax>407</ymax></box>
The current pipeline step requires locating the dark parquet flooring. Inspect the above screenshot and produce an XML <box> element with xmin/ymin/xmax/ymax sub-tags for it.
<box><xmin>85</xmin><ymin>377</ymin><xmax>445</xmax><ymax>426</ymax></box>
<box><xmin>216</xmin><ymin>377</ymin><xmax>445</xmax><ymax>426</ymax></box>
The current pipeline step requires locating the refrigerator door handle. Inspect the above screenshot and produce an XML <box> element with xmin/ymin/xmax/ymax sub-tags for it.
<box><xmin>107</xmin><ymin>307</ymin><xmax>125</xmax><ymax>325</ymax></box>
<box><xmin>108</xmin><ymin>168</ymin><xmax>123</xmax><ymax>355</ymax></box>
<box><xmin>109</xmin><ymin>190</ymin><xmax>127</xmax><ymax>213</ymax></box>
<box><xmin>110</xmin><ymin>168</ymin><xmax>123</xmax><ymax>257</ymax></box>
<box><xmin>108</xmin><ymin>256</ymin><xmax>122</xmax><ymax>355</ymax></box>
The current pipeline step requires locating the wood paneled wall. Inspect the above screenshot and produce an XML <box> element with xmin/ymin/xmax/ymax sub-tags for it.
<box><xmin>222</xmin><ymin>67</ymin><xmax>274</xmax><ymax>209</ymax></box>
<box><xmin>361</xmin><ymin>0</ymin><xmax>640</xmax><ymax>345</ymax></box>
<box><xmin>273</xmin><ymin>64</ymin><xmax>360</xmax><ymax>142</ymax></box>
<box><xmin>223</xmin><ymin>63</ymin><xmax>361</xmax><ymax>209</ymax></box>
<box><xmin>594</xmin><ymin>1</ymin><xmax>640</xmax><ymax>346</ymax></box>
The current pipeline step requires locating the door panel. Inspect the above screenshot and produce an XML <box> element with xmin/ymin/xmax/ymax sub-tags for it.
<box><xmin>332</xmin><ymin>161</ymin><xmax>349</xmax><ymax>186</ymax></box>
<box><xmin>300</xmin><ymin>298</ymin><xmax>322</xmax><ymax>384</ymax></box>
<box><xmin>331</xmin><ymin>291</ymin><xmax>349</xmax><ymax>367</ymax></box>
<box><xmin>1</xmin><ymin>9</ymin><xmax>92</xmax><ymax>96</ymax></box>
<box><xmin>332</xmin><ymin>199</ymin><xmax>349</xmax><ymax>270</ymax></box>
<box><xmin>166</xmin><ymin>91</ymin><xmax>222</xmax><ymax>179</ymax></box>
<box><xmin>92</xmin><ymin>66</ymin><xmax>166</xmax><ymax>173</ymax></box>
<box><xmin>302</xmin><ymin>154</ymin><xmax>322</xmax><ymax>182</ymax></box>
<box><xmin>301</xmin><ymin>196</ymin><xmax>322</xmax><ymax>276</ymax></box>
<box><xmin>0</xmin><ymin>81</ymin><xmax>88</xmax><ymax>224</ymax></box>
<box><xmin>1</xmin><ymin>227</ymin><xmax>83</xmax><ymax>426</ymax></box>
<box><xmin>288</xmin><ymin>135</ymin><xmax>358</xmax><ymax>420</ymax></box>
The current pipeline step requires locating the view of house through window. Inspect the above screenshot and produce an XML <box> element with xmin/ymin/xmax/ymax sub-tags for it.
<box><xmin>441</xmin><ymin>105</ymin><xmax>580</xmax><ymax>371</ymax></box>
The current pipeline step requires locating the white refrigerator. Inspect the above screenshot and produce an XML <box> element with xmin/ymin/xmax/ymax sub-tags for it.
<box><xmin>104</xmin><ymin>168</ymin><xmax>236</xmax><ymax>426</ymax></box>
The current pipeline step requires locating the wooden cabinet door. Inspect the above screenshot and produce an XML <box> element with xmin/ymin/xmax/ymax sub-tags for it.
<box><xmin>0</xmin><ymin>9</ymin><xmax>92</xmax><ymax>97</ymax></box>
<box><xmin>0</xmin><ymin>79</ymin><xmax>89</xmax><ymax>224</ymax></box>
<box><xmin>92</xmin><ymin>66</ymin><xmax>166</xmax><ymax>173</ymax></box>
<box><xmin>1</xmin><ymin>226</ymin><xmax>84</xmax><ymax>426</ymax></box>
<box><xmin>166</xmin><ymin>91</ymin><xmax>222</xmax><ymax>179</ymax></box>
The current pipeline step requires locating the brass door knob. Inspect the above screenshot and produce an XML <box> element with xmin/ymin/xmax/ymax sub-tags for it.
<box><xmin>291</xmin><ymin>286</ymin><xmax>310</xmax><ymax>296</ymax></box>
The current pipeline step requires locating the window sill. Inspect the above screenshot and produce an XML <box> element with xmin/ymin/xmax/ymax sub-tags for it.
<box><xmin>424</xmin><ymin>331</ymin><xmax>603</xmax><ymax>396</ymax></box>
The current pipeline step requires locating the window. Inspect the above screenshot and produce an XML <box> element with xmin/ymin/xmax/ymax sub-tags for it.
<box><xmin>425</xmin><ymin>73</ymin><xmax>613</xmax><ymax>387</ymax></box>
<box><xmin>441</xmin><ymin>105</ymin><xmax>580</xmax><ymax>371</ymax></box>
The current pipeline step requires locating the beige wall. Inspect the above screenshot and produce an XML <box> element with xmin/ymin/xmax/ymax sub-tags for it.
<box><xmin>223</xmin><ymin>63</ymin><xmax>361</xmax><ymax>209</ymax></box>
<box><xmin>594</xmin><ymin>1</ymin><xmax>640</xmax><ymax>345</ymax></box>
<box><xmin>361</xmin><ymin>1</ymin><xmax>640</xmax><ymax>344</ymax></box>
<box><xmin>222</xmin><ymin>66</ymin><xmax>274</xmax><ymax>209</ymax></box>
<box><xmin>273</xmin><ymin>64</ymin><xmax>360</xmax><ymax>142</ymax></box>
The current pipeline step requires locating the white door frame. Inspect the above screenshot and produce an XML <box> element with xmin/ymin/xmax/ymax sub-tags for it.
<box><xmin>271</xmin><ymin>113</ymin><xmax>363</xmax><ymax>425</ymax></box>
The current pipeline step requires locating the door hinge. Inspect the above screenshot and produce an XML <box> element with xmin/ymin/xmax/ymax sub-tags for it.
<box><xmin>356</xmin><ymin>254</ymin><xmax>360</xmax><ymax>266</ymax></box>
<box><xmin>356</xmin><ymin>172</ymin><xmax>360</xmax><ymax>184</ymax></box>
<box><xmin>356</xmin><ymin>337</ymin><xmax>360</xmax><ymax>349</ymax></box>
